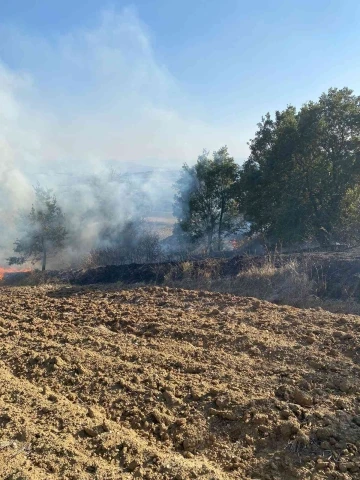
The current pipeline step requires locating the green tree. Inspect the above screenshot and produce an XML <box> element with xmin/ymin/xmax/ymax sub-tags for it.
<box><xmin>8</xmin><ymin>186</ymin><xmax>67</xmax><ymax>271</ymax></box>
<box><xmin>174</xmin><ymin>146</ymin><xmax>241</xmax><ymax>252</ymax></box>
<box><xmin>239</xmin><ymin>87</ymin><xmax>360</xmax><ymax>245</ymax></box>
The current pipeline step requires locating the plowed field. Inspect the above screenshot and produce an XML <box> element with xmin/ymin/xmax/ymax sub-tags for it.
<box><xmin>1</xmin><ymin>285</ymin><xmax>360</xmax><ymax>479</ymax></box>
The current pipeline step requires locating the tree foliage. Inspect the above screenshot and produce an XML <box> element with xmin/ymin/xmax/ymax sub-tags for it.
<box><xmin>8</xmin><ymin>186</ymin><xmax>67</xmax><ymax>271</ymax></box>
<box><xmin>174</xmin><ymin>146</ymin><xmax>242</xmax><ymax>252</ymax></box>
<box><xmin>239</xmin><ymin>88</ymin><xmax>360</xmax><ymax>245</ymax></box>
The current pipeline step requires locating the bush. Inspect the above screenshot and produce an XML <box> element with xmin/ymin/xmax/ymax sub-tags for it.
<box><xmin>83</xmin><ymin>223</ymin><xmax>162</xmax><ymax>268</ymax></box>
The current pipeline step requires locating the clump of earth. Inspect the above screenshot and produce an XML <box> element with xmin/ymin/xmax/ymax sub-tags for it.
<box><xmin>0</xmin><ymin>284</ymin><xmax>360</xmax><ymax>479</ymax></box>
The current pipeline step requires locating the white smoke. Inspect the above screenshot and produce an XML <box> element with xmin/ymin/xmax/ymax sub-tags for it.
<box><xmin>0</xmin><ymin>7</ymin><xmax>246</xmax><ymax>266</ymax></box>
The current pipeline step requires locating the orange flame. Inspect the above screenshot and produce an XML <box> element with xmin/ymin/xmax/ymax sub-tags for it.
<box><xmin>0</xmin><ymin>267</ymin><xmax>31</xmax><ymax>281</ymax></box>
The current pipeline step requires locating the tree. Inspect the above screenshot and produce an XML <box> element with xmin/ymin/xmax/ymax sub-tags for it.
<box><xmin>239</xmin><ymin>88</ymin><xmax>360</xmax><ymax>246</ymax></box>
<box><xmin>8</xmin><ymin>186</ymin><xmax>67</xmax><ymax>271</ymax></box>
<box><xmin>174</xmin><ymin>146</ymin><xmax>241</xmax><ymax>252</ymax></box>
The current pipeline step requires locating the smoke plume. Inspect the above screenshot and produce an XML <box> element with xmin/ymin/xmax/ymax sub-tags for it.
<box><xmin>0</xmin><ymin>7</ymin><xmax>244</xmax><ymax>266</ymax></box>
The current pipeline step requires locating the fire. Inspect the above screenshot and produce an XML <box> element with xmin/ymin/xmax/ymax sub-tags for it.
<box><xmin>0</xmin><ymin>267</ymin><xmax>31</xmax><ymax>281</ymax></box>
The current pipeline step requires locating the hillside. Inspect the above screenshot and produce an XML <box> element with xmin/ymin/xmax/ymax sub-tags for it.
<box><xmin>0</xmin><ymin>285</ymin><xmax>360</xmax><ymax>479</ymax></box>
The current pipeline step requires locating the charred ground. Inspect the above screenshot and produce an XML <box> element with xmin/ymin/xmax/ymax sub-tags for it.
<box><xmin>4</xmin><ymin>247</ymin><xmax>360</xmax><ymax>302</ymax></box>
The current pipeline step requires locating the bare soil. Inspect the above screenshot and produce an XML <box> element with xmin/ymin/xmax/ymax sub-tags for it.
<box><xmin>1</xmin><ymin>284</ymin><xmax>360</xmax><ymax>479</ymax></box>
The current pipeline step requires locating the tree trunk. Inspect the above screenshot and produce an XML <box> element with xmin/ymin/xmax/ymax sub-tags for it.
<box><xmin>316</xmin><ymin>227</ymin><xmax>331</xmax><ymax>248</ymax></box>
<box><xmin>207</xmin><ymin>230</ymin><xmax>213</xmax><ymax>253</ymax></box>
<box><xmin>218</xmin><ymin>195</ymin><xmax>226</xmax><ymax>252</ymax></box>
<box><xmin>42</xmin><ymin>245</ymin><xmax>47</xmax><ymax>271</ymax></box>
<box><xmin>218</xmin><ymin>211</ymin><xmax>224</xmax><ymax>251</ymax></box>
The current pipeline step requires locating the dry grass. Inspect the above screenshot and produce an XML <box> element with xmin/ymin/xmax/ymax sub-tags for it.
<box><xmin>165</xmin><ymin>258</ymin><xmax>312</xmax><ymax>304</ymax></box>
<box><xmin>164</xmin><ymin>257</ymin><xmax>360</xmax><ymax>315</ymax></box>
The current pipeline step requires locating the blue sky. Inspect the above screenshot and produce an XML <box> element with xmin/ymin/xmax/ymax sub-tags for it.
<box><xmin>1</xmin><ymin>0</ymin><xmax>360</xmax><ymax>172</ymax></box>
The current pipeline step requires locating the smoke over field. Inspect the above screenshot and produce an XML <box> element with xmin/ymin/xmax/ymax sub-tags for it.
<box><xmin>0</xmin><ymin>7</ymin><xmax>245</xmax><ymax>270</ymax></box>
<box><xmin>0</xmin><ymin>166</ymin><xmax>178</xmax><ymax>269</ymax></box>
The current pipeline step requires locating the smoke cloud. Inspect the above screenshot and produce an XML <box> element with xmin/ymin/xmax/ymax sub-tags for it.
<box><xmin>0</xmin><ymin>7</ymin><xmax>245</xmax><ymax>266</ymax></box>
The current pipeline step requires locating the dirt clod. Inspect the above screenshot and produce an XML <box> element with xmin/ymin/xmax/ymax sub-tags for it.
<box><xmin>292</xmin><ymin>388</ymin><xmax>313</xmax><ymax>407</ymax></box>
<box><xmin>83</xmin><ymin>427</ymin><xmax>98</xmax><ymax>438</ymax></box>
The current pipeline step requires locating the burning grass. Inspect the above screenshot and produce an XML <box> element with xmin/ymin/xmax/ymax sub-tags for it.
<box><xmin>0</xmin><ymin>266</ymin><xmax>31</xmax><ymax>281</ymax></box>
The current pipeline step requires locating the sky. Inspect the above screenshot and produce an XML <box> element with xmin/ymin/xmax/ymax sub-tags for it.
<box><xmin>1</xmin><ymin>0</ymin><xmax>360</xmax><ymax>264</ymax></box>
<box><xmin>1</xmin><ymin>0</ymin><xmax>360</xmax><ymax>174</ymax></box>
